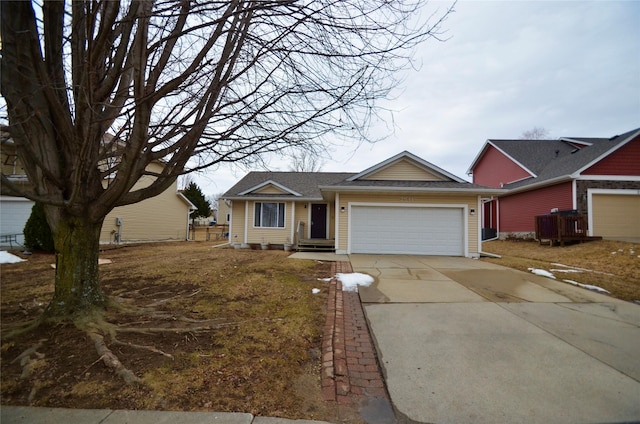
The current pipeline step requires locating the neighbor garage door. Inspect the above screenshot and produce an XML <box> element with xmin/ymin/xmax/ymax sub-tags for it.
<box><xmin>350</xmin><ymin>205</ymin><xmax>464</xmax><ymax>255</ymax></box>
<box><xmin>591</xmin><ymin>192</ymin><xmax>640</xmax><ymax>239</ymax></box>
<box><xmin>0</xmin><ymin>196</ymin><xmax>35</xmax><ymax>246</ymax></box>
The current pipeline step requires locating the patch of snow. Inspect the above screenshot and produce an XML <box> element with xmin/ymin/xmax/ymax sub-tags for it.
<box><xmin>611</xmin><ymin>252</ymin><xmax>617</xmax><ymax>255</ymax></box>
<box><xmin>51</xmin><ymin>258</ymin><xmax>112</xmax><ymax>269</ymax></box>
<box><xmin>317</xmin><ymin>277</ymin><xmax>332</xmax><ymax>282</ymax></box>
<box><xmin>563</xmin><ymin>279</ymin><xmax>610</xmax><ymax>294</ymax></box>
<box><xmin>312</xmin><ymin>288</ymin><xmax>321</xmax><ymax>294</ymax></box>
<box><xmin>550</xmin><ymin>269</ymin><xmax>582</xmax><ymax>273</ymax></box>
<box><xmin>0</xmin><ymin>251</ymin><xmax>25</xmax><ymax>264</ymax></box>
<box><xmin>528</xmin><ymin>268</ymin><xmax>556</xmax><ymax>279</ymax></box>
<box><xmin>550</xmin><ymin>262</ymin><xmax>613</xmax><ymax>276</ymax></box>
<box><xmin>336</xmin><ymin>272</ymin><xmax>374</xmax><ymax>292</ymax></box>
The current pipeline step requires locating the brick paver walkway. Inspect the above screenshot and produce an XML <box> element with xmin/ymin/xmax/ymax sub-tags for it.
<box><xmin>322</xmin><ymin>261</ymin><xmax>389</xmax><ymax>407</ymax></box>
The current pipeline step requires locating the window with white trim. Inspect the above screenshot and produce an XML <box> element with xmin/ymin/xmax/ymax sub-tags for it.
<box><xmin>254</xmin><ymin>202</ymin><xmax>285</xmax><ymax>228</ymax></box>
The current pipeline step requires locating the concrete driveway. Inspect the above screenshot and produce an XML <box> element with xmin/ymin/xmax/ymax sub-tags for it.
<box><xmin>351</xmin><ymin>255</ymin><xmax>640</xmax><ymax>424</ymax></box>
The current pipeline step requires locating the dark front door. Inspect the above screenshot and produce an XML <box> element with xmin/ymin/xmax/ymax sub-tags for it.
<box><xmin>310</xmin><ymin>203</ymin><xmax>327</xmax><ymax>239</ymax></box>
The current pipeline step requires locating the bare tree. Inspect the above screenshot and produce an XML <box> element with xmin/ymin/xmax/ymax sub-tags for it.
<box><xmin>1</xmin><ymin>0</ymin><xmax>454</xmax><ymax>319</ymax></box>
<box><xmin>178</xmin><ymin>174</ymin><xmax>194</xmax><ymax>190</ymax></box>
<box><xmin>521</xmin><ymin>126</ymin><xmax>551</xmax><ymax>140</ymax></box>
<box><xmin>288</xmin><ymin>147</ymin><xmax>325</xmax><ymax>172</ymax></box>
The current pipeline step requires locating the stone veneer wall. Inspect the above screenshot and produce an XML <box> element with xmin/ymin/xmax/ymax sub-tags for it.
<box><xmin>575</xmin><ymin>180</ymin><xmax>640</xmax><ymax>213</ymax></box>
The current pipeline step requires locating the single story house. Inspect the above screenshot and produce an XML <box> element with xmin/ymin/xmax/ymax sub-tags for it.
<box><xmin>467</xmin><ymin>127</ymin><xmax>640</xmax><ymax>241</ymax></box>
<box><xmin>222</xmin><ymin>151</ymin><xmax>504</xmax><ymax>257</ymax></box>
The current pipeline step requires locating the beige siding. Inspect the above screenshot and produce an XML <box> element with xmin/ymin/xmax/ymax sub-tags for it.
<box><xmin>228</xmin><ymin>201</ymin><xmax>246</xmax><ymax>245</ymax></box>
<box><xmin>592</xmin><ymin>193</ymin><xmax>640</xmax><ymax>238</ymax></box>
<box><xmin>294</xmin><ymin>202</ymin><xmax>309</xmax><ymax>240</ymax></box>
<box><xmin>362</xmin><ymin>159</ymin><xmax>444</xmax><ymax>181</ymax></box>
<box><xmin>100</xmin><ymin>163</ymin><xmax>190</xmax><ymax>243</ymax></box>
<box><xmin>230</xmin><ymin>200</ymin><xmax>298</xmax><ymax>245</ymax></box>
<box><xmin>217</xmin><ymin>200</ymin><xmax>230</xmax><ymax>224</ymax></box>
<box><xmin>254</xmin><ymin>184</ymin><xmax>287</xmax><ymax>194</ymax></box>
<box><xmin>230</xmin><ymin>200</ymin><xmax>339</xmax><ymax>245</ymax></box>
<box><xmin>336</xmin><ymin>192</ymin><xmax>479</xmax><ymax>255</ymax></box>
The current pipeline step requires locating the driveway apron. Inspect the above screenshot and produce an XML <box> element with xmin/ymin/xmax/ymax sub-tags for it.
<box><xmin>351</xmin><ymin>254</ymin><xmax>640</xmax><ymax>424</ymax></box>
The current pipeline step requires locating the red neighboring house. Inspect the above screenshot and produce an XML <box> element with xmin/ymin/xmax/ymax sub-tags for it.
<box><xmin>467</xmin><ymin>127</ymin><xmax>640</xmax><ymax>241</ymax></box>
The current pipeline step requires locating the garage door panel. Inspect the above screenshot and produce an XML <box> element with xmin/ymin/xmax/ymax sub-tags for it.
<box><xmin>0</xmin><ymin>197</ymin><xmax>34</xmax><ymax>246</ymax></box>
<box><xmin>592</xmin><ymin>194</ymin><xmax>640</xmax><ymax>238</ymax></box>
<box><xmin>351</xmin><ymin>206</ymin><xmax>464</xmax><ymax>255</ymax></box>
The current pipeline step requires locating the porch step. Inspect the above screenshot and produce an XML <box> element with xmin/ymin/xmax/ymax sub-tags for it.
<box><xmin>297</xmin><ymin>239</ymin><xmax>336</xmax><ymax>252</ymax></box>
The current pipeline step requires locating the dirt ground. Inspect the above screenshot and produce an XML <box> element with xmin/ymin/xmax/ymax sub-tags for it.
<box><xmin>0</xmin><ymin>241</ymin><xmax>357</xmax><ymax>421</ymax></box>
<box><xmin>481</xmin><ymin>239</ymin><xmax>640</xmax><ymax>302</ymax></box>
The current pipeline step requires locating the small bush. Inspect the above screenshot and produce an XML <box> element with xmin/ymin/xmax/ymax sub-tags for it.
<box><xmin>24</xmin><ymin>202</ymin><xmax>55</xmax><ymax>252</ymax></box>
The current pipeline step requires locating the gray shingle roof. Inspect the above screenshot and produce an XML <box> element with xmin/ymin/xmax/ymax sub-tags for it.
<box><xmin>491</xmin><ymin>127</ymin><xmax>639</xmax><ymax>190</ymax></box>
<box><xmin>223</xmin><ymin>169</ymin><xmax>502</xmax><ymax>199</ymax></box>
<box><xmin>323</xmin><ymin>179</ymin><xmax>494</xmax><ymax>191</ymax></box>
<box><xmin>223</xmin><ymin>172</ymin><xmax>356</xmax><ymax>199</ymax></box>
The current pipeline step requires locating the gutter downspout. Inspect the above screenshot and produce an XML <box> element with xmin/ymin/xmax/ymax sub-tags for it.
<box><xmin>178</xmin><ymin>192</ymin><xmax>197</xmax><ymax>241</ymax></box>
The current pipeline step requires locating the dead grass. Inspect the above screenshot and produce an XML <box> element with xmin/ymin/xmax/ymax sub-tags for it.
<box><xmin>0</xmin><ymin>242</ymin><xmax>344</xmax><ymax>420</ymax></box>
<box><xmin>481</xmin><ymin>239</ymin><xmax>640</xmax><ymax>302</ymax></box>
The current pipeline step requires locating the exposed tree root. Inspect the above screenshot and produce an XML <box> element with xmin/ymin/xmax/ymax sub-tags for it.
<box><xmin>11</xmin><ymin>339</ymin><xmax>47</xmax><ymax>379</ymax></box>
<box><xmin>146</xmin><ymin>289</ymin><xmax>200</xmax><ymax>307</ymax></box>
<box><xmin>86</xmin><ymin>330</ymin><xmax>141</xmax><ymax>384</ymax></box>
<box><xmin>2</xmin><ymin>319</ymin><xmax>45</xmax><ymax>340</ymax></box>
<box><xmin>113</xmin><ymin>338</ymin><xmax>173</xmax><ymax>359</ymax></box>
<box><xmin>70</xmin><ymin>294</ymin><xmax>281</xmax><ymax>384</ymax></box>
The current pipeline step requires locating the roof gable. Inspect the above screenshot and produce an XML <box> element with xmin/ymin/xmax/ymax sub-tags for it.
<box><xmin>578</xmin><ymin>130</ymin><xmax>640</xmax><ymax>176</ymax></box>
<box><xmin>348</xmin><ymin>151</ymin><xmax>465</xmax><ymax>183</ymax></box>
<box><xmin>359</xmin><ymin>158</ymin><xmax>445</xmax><ymax>181</ymax></box>
<box><xmin>238</xmin><ymin>180</ymin><xmax>302</xmax><ymax>196</ymax></box>
<box><xmin>469</xmin><ymin>142</ymin><xmax>534</xmax><ymax>187</ymax></box>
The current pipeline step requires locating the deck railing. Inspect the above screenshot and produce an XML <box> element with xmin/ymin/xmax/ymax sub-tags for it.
<box><xmin>534</xmin><ymin>213</ymin><xmax>599</xmax><ymax>246</ymax></box>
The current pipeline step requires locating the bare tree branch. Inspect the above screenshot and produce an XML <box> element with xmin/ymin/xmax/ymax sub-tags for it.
<box><xmin>0</xmin><ymin>0</ymin><xmax>455</xmax><ymax>317</ymax></box>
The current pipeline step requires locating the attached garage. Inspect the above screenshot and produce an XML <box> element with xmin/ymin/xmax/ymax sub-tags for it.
<box><xmin>589</xmin><ymin>189</ymin><xmax>640</xmax><ymax>240</ymax></box>
<box><xmin>349</xmin><ymin>204</ymin><xmax>465</xmax><ymax>256</ymax></box>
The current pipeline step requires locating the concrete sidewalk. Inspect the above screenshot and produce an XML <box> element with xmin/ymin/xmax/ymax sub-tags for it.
<box><xmin>353</xmin><ymin>254</ymin><xmax>640</xmax><ymax>424</ymax></box>
<box><xmin>0</xmin><ymin>406</ymin><xmax>334</xmax><ymax>424</ymax></box>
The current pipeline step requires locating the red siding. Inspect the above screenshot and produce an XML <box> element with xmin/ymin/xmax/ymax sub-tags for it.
<box><xmin>582</xmin><ymin>136</ymin><xmax>640</xmax><ymax>175</ymax></box>
<box><xmin>499</xmin><ymin>182</ymin><xmax>574</xmax><ymax>232</ymax></box>
<box><xmin>472</xmin><ymin>145</ymin><xmax>532</xmax><ymax>188</ymax></box>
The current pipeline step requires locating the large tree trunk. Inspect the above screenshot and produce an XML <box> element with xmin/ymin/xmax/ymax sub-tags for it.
<box><xmin>45</xmin><ymin>212</ymin><xmax>106</xmax><ymax>318</ymax></box>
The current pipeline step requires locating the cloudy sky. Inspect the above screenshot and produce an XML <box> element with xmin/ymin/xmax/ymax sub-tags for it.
<box><xmin>195</xmin><ymin>0</ymin><xmax>640</xmax><ymax>197</ymax></box>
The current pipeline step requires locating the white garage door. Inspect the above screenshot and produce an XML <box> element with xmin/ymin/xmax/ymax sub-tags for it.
<box><xmin>0</xmin><ymin>196</ymin><xmax>34</xmax><ymax>246</ymax></box>
<box><xmin>350</xmin><ymin>205</ymin><xmax>464</xmax><ymax>255</ymax></box>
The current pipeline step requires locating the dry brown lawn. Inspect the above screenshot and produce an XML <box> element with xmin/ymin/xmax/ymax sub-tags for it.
<box><xmin>0</xmin><ymin>241</ymin><xmax>356</xmax><ymax>421</ymax></box>
<box><xmin>481</xmin><ymin>239</ymin><xmax>640</xmax><ymax>302</ymax></box>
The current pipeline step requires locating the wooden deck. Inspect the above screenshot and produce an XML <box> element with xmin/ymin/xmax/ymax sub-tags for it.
<box><xmin>535</xmin><ymin>213</ymin><xmax>602</xmax><ymax>246</ymax></box>
<box><xmin>296</xmin><ymin>238</ymin><xmax>336</xmax><ymax>252</ymax></box>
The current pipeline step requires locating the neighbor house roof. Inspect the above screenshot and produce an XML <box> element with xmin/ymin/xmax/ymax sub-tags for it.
<box><xmin>468</xmin><ymin>127</ymin><xmax>640</xmax><ymax>192</ymax></box>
